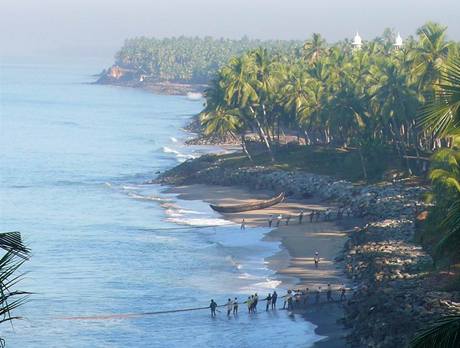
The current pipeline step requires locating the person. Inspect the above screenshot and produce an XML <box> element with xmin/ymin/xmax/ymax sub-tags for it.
<box><xmin>303</xmin><ymin>288</ymin><xmax>309</xmax><ymax>305</ymax></box>
<box><xmin>247</xmin><ymin>296</ymin><xmax>253</xmax><ymax>313</ymax></box>
<box><xmin>268</xmin><ymin>215</ymin><xmax>273</xmax><ymax>228</ymax></box>
<box><xmin>326</xmin><ymin>284</ymin><xmax>333</xmax><ymax>302</ymax></box>
<box><xmin>276</xmin><ymin>214</ymin><xmax>282</xmax><ymax>227</ymax></box>
<box><xmin>314</xmin><ymin>251</ymin><xmax>319</xmax><ymax>268</ymax></box>
<box><xmin>233</xmin><ymin>297</ymin><xmax>239</xmax><ymax>315</ymax></box>
<box><xmin>309</xmin><ymin>210</ymin><xmax>314</xmax><ymax>223</ymax></box>
<box><xmin>253</xmin><ymin>293</ymin><xmax>258</xmax><ymax>312</ymax></box>
<box><xmin>299</xmin><ymin>210</ymin><xmax>304</xmax><ymax>224</ymax></box>
<box><xmin>315</xmin><ymin>287</ymin><xmax>321</xmax><ymax>304</ymax></box>
<box><xmin>337</xmin><ymin>208</ymin><xmax>342</xmax><ymax>220</ymax></box>
<box><xmin>315</xmin><ymin>211</ymin><xmax>320</xmax><ymax>222</ymax></box>
<box><xmin>283</xmin><ymin>290</ymin><xmax>291</xmax><ymax>309</ymax></box>
<box><xmin>285</xmin><ymin>215</ymin><xmax>291</xmax><ymax>225</ymax></box>
<box><xmin>227</xmin><ymin>298</ymin><xmax>233</xmax><ymax>316</ymax></box>
<box><xmin>210</xmin><ymin>299</ymin><xmax>217</xmax><ymax>317</ymax></box>
<box><xmin>271</xmin><ymin>291</ymin><xmax>278</xmax><ymax>309</ymax></box>
<box><xmin>241</xmin><ymin>219</ymin><xmax>246</xmax><ymax>230</ymax></box>
<box><xmin>325</xmin><ymin>209</ymin><xmax>331</xmax><ymax>221</ymax></box>
<box><xmin>340</xmin><ymin>284</ymin><xmax>346</xmax><ymax>301</ymax></box>
<box><xmin>287</xmin><ymin>292</ymin><xmax>294</xmax><ymax>310</ymax></box>
<box><xmin>265</xmin><ymin>293</ymin><xmax>272</xmax><ymax>311</ymax></box>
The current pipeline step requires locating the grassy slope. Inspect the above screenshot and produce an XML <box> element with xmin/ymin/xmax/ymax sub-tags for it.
<box><xmin>215</xmin><ymin>143</ymin><xmax>412</xmax><ymax>183</ymax></box>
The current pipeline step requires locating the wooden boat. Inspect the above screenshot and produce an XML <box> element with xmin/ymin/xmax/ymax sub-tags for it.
<box><xmin>209</xmin><ymin>192</ymin><xmax>285</xmax><ymax>213</ymax></box>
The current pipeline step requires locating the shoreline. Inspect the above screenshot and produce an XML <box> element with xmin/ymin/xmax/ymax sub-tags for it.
<box><xmin>94</xmin><ymin>78</ymin><xmax>207</xmax><ymax>96</ymax></box>
<box><xmin>163</xmin><ymin>184</ymin><xmax>356</xmax><ymax>347</ymax></box>
<box><xmin>154</xmin><ymin>144</ymin><xmax>460</xmax><ymax>347</ymax></box>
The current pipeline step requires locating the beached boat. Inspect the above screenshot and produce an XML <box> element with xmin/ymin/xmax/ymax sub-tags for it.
<box><xmin>209</xmin><ymin>192</ymin><xmax>285</xmax><ymax>213</ymax></box>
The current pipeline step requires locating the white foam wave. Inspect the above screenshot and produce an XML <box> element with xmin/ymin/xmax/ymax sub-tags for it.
<box><xmin>122</xmin><ymin>185</ymin><xmax>142</xmax><ymax>190</ymax></box>
<box><xmin>165</xmin><ymin>217</ymin><xmax>234</xmax><ymax>226</ymax></box>
<box><xmin>170</xmin><ymin>137</ymin><xmax>178</xmax><ymax>143</ymax></box>
<box><xmin>161</xmin><ymin>146</ymin><xmax>196</xmax><ymax>161</ymax></box>
<box><xmin>128</xmin><ymin>192</ymin><xmax>169</xmax><ymax>202</ymax></box>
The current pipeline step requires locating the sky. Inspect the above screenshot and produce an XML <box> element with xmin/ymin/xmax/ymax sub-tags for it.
<box><xmin>1</xmin><ymin>0</ymin><xmax>460</xmax><ymax>60</ymax></box>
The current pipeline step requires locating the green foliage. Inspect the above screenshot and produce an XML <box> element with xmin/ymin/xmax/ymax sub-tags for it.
<box><xmin>199</xmin><ymin>22</ymin><xmax>458</xmax><ymax>178</ymax></box>
<box><xmin>410</xmin><ymin>315</ymin><xmax>460</xmax><ymax>348</ymax></box>
<box><xmin>115</xmin><ymin>36</ymin><xmax>301</xmax><ymax>84</ymax></box>
<box><xmin>0</xmin><ymin>232</ymin><xmax>30</xmax><ymax>347</ymax></box>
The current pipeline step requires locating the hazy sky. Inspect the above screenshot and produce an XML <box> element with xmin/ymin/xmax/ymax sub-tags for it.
<box><xmin>1</xmin><ymin>0</ymin><xmax>459</xmax><ymax>59</ymax></box>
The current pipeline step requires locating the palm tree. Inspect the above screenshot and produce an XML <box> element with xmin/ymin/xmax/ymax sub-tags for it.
<box><xmin>0</xmin><ymin>232</ymin><xmax>30</xmax><ymax>347</ymax></box>
<box><xmin>222</xmin><ymin>55</ymin><xmax>275</xmax><ymax>161</ymax></box>
<box><xmin>420</xmin><ymin>58</ymin><xmax>460</xmax><ymax>137</ymax></box>
<box><xmin>411</xmin><ymin>22</ymin><xmax>452</xmax><ymax>92</ymax></box>
<box><xmin>410</xmin><ymin>315</ymin><xmax>460</xmax><ymax>348</ymax></box>
<box><xmin>303</xmin><ymin>33</ymin><xmax>327</xmax><ymax>63</ymax></box>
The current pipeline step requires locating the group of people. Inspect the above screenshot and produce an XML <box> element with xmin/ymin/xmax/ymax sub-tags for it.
<box><xmin>210</xmin><ymin>285</ymin><xmax>348</xmax><ymax>316</ymax></box>
<box><xmin>265</xmin><ymin>207</ymin><xmax>355</xmax><ymax>228</ymax></box>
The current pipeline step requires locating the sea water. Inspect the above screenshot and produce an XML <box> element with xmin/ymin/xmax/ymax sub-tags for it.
<box><xmin>0</xmin><ymin>59</ymin><xmax>323</xmax><ymax>347</ymax></box>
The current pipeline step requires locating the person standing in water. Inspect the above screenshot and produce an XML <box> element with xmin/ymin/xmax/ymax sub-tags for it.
<box><xmin>210</xmin><ymin>299</ymin><xmax>217</xmax><ymax>317</ymax></box>
<box><xmin>283</xmin><ymin>290</ymin><xmax>291</xmax><ymax>309</ymax></box>
<box><xmin>315</xmin><ymin>287</ymin><xmax>321</xmax><ymax>304</ymax></box>
<box><xmin>314</xmin><ymin>251</ymin><xmax>320</xmax><ymax>268</ymax></box>
<box><xmin>268</xmin><ymin>215</ymin><xmax>273</xmax><ymax>227</ymax></box>
<box><xmin>340</xmin><ymin>285</ymin><xmax>346</xmax><ymax>301</ymax></box>
<box><xmin>285</xmin><ymin>215</ymin><xmax>291</xmax><ymax>225</ymax></box>
<box><xmin>271</xmin><ymin>291</ymin><xmax>278</xmax><ymax>309</ymax></box>
<box><xmin>309</xmin><ymin>210</ymin><xmax>314</xmax><ymax>223</ymax></box>
<box><xmin>227</xmin><ymin>298</ymin><xmax>233</xmax><ymax>316</ymax></box>
<box><xmin>276</xmin><ymin>214</ymin><xmax>282</xmax><ymax>227</ymax></box>
<box><xmin>233</xmin><ymin>297</ymin><xmax>239</xmax><ymax>315</ymax></box>
<box><xmin>303</xmin><ymin>288</ymin><xmax>310</xmax><ymax>305</ymax></box>
<box><xmin>265</xmin><ymin>293</ymin><xmax>272</xmax><ymax>311</ymax></box>
<box><xmin>241</xmin><ymin>219</ymin><xmax>246</xmax><ymax>230</ymax></box>
<box><xmin>247</xmin><ymin>296</ymin><xmax>253</xmax><ymax>313</ymax></box>
<box><xmin>299</xmin><ymin>210</ymin><xmax>304</xmax><ymax>224</ymax></box>
<box><xmin>326</xmin><ymin>284</ymin><xmax>333</xmax><ymax>302</ymax></box>
<box><xmin>253</xmin><ymin>293</ymin><xmax>259</xmax><ymax>312</ymax></box>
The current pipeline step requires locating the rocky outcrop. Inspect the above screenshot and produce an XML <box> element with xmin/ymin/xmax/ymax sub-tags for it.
<box><xmin>95</xmin><ymin>66</ymin><xmax>207</xmax><ymax>96</ymax></box>
<box><xmin>156</xmin><ymin>157</ymin><xmax>460</xmax><ymax>347</ymax></box>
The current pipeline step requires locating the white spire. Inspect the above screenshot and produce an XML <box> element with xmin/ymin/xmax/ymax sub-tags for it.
<box><xmin>394</xmin><ymin>32</ymin><xmax>403</xmax><ymax>48</ymax></box>
<box><xmin>352</xmin><ymin>32</ymin><xmax>362</xmax><ymax>49</ymax></box>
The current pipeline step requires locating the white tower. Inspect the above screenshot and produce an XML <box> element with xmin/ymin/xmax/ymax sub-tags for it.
<box><xmin>394</xmin><ymin>33</ymin><xmax>403</xmax><ymax>49</ymax></box>
<box><xmin>352</xmin><ymin>32</ymin><xmax>363</xmax><ymax>50</ymax></box>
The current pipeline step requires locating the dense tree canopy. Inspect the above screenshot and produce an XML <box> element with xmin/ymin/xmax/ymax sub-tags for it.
<box><xmin>114</xmin><ymin>36</ymin><xmax>301</xmax><ymax>84</ymax></box>
<box><xmin>199</xmin><ymin>23</ymin><xmax>459</xmax><ymax>178</ymax></box>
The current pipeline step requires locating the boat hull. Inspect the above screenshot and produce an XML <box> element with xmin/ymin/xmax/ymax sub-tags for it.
<box><xmin>209</xmin><ymin>192</ymin><xmax>285</xmax><ymax>213</ymax></box>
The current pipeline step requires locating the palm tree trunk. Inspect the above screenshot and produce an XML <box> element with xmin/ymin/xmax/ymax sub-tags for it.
<box><xmin>358</xmin><ymin>147</ymin><xmax>368</xmax><ymax>180</ymax></box>
<box><xmin>250</xmin><ymin>107</ymin><xmax>275</xmax><ymax>162</ymax></box>
<box><xmin>240</xmin><ymin>134</ymin><xmax>253</xmax><ymax>162</ymax></box>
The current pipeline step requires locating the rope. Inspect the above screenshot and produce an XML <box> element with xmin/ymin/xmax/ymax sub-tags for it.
<box><xmin>138</xmin><ymin>225</ymin><xmax>231</xmax><ymax>231</ymax></box>
<box><xmin>59</xmin><ymin>294</ymin><xmax>346</xmax><ymax>321</ymax></box>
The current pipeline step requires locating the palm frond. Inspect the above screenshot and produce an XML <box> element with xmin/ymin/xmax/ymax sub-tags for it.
<box><xmin>410</xmin><ymin>315</ymin><xmax>460</xmax><ymax>348</ymax></box>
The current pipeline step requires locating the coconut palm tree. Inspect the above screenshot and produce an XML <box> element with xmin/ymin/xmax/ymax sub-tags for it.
<box><xmin>420</xmin><ymin>58</ymin><xmax>460</xmax><ymax>137</ymax></box>
<box><xmin>221</xmin><ymin>54</ymin><xmax>275</xmax><ymax>161</ymax></box>
<box><xmin>303</xmin><ymin>33</ymin><xmax>327</xmax><ymax>63</ymax></box>
<box><xmin>410</xmin><ymin>315</ymin><xmax>460</xmax><ymax>348</ymax></box>
<box><xmin>0</xmin><ymin>232</ymin><xmax>30</xmax><ymax>347</ymax></box>
<box><xmin>411</xmin><ymin>22</ymin><xmax>452</xmax><ymax>92</ymax></box>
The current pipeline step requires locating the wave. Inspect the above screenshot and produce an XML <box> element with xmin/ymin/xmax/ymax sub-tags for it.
<box><xmin>169</xmin><ymin>137</ymin><xmax>178</xmax><ymax>143</ymax></box>
<box><xmin>161</xmin><ymin>146</ymin><xmax>196</xmax><ymax>161</ymax></box>
<box><xmin>165</xmin><ymin>216</ymin><xmax>234</xmax><ymax>226</ymax></box>
<box><xmin>127</xmin><ymin>192</ymin><xmax>170</xmax><ymax>203</ymax></box>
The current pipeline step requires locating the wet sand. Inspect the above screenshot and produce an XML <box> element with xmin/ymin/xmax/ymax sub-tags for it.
<box><xmin>164</xmin><ymin>184</ymin><xmax>362</xmax><ymax>347</ymax></box>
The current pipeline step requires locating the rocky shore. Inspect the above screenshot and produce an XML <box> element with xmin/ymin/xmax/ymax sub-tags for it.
<box><xmin>156</xmin><ymin>155</ymin><xmax>460</xmax><ymax>347</ymax></box>
<box><xmin>95</xmin><ymin>65</ymin><xmax>207</xmax><ymax>96</ymax></box>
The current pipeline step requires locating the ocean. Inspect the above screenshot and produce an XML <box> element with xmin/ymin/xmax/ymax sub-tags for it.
<box><xmin>0</xmin><ymin>59</ymin><xmax>323</xmax><ymax>347</ymax></box>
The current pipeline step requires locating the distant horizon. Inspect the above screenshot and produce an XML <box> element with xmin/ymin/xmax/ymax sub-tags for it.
<box><xmin>1</xmin><ymin>0</ymin><xmax>459</xmax><ymax>60</ymax></box>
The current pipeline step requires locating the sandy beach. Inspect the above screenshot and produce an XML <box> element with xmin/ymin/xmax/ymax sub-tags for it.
<box><xmin>165</xmin><ymin>184</ymin><xmax>362</xmax><ymax>347</ymax></box>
